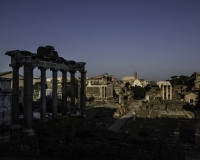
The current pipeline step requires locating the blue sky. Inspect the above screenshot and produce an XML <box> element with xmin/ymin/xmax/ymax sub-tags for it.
<box><xmin>0</xmin><ymin>0</ymin><xmax>200</xmax><ymax>81</ymax></box>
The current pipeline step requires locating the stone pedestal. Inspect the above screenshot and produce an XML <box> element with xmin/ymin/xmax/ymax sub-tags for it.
<box><xmin>174</xmin><ymin>128</ymin><xmax>179</xmax><ymax>140</ymax></box>
<box><xmin>133</xmin><ymin>110</ymin><xmax>136</xmax><ymax>121</ymax></box>
<box><xmin>10</xmin><ymin>128</ymin><xmax>37</xmax><ymax>151</ymax></box>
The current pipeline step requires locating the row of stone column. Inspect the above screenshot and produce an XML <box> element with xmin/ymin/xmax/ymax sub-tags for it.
<box><xmin>11</xmin><ymin>64</ymin><xmax>86</xmax><ymax>132</ymax></box>
<box><xmin>162</xmin><ymin>85</ymin><xmax>172</xmax><ymax>100</ymax></box>
<box><xmin>99</xmin><ymin>86</ymin><xmax>106</xmax><ymax>98</ymax></box>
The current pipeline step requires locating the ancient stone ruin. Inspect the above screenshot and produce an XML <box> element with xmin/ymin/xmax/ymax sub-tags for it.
<box><xmin>5</xmin><ymin>46</ymin><xmax>86</xmax><ymax>149</ymax></box>
<box><xmin>0</xmin><ymin>78</ymin><xmax>12</xmax><ymax>125</ymax></box>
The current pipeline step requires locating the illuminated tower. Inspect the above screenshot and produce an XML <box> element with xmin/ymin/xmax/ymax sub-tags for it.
<box><xmin>134</xmin><ymin>71</ymin><xmax>137</xmax><ymax>79</ymax></box>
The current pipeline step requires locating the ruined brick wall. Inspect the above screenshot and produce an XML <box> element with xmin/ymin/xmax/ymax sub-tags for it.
<box><xmin>0</xmin><ymin>78</ymin><xmax>12</xmax><ymax>125</ymax></box>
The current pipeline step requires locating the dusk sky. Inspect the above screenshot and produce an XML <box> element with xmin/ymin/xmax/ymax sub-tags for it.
<box><xmin>0</xmin><ymin>0</ymin><xmax>200</xmax><ymax>81</ymax></box>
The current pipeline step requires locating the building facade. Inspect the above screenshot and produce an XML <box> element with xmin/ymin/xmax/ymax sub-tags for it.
<box><xmin>0</xmin><ymin>71</ymin><xmax>24</xmax><ymax>104</ymax></box>
<box><xmin>0</xmin><ymin>78</ymin><xmax>12</xmax><ymax>125</ymax></box>
<box><xmin>184</xmin><ymin>92</ymin><xmax>198</xmax><ymax>105</ymax></box>
<box><xmin>86</xmin><ymin>73</ymin><xmax>114</xmax><ymax>100</ymax></box>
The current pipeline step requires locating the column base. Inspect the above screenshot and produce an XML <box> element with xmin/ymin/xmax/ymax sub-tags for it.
<box><xmin>10</xmin><ymin>125</ymin><xmax>22</xmax><ymax>130</ymax></box>
<box><xmin>76</xmin><ymin>108</ymin><xmax>81</xmax><ymax>115</ymax></box>
<box><xmin>70</xmin><ymin>113</ymin><xmax>76</xmax><ymax>117</ymax></box>
<box><xmin>22</xmin><ymin>129</ymin><xmax>35</xmax><ymax>136</ymax></box>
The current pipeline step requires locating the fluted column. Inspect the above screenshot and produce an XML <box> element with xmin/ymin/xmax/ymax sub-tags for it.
<box><xmin>166</xmin><ymin>85</ymin><xmax>168</xmax><ymax>100</ymax></box>
<box><xmin>70</xmin><ymin>70</ymin><xmax>76</xmax><ymax>114</ymax></box>
<box><xmin>39</xmin><ymin>67</ymin><xmax>47</xmax><ymax>121</ymax></box>
<box><xmin>61</xmin><ymin>70</ymin><xmax>67</xmax><ymax>116</ymax></box>
<box><xmin>23</xmin><ymin>63</ymin><xmax>33</xmax><ymax>131</ymax></box>
<box><xmin>162</xmin><ymin>85</ymin><xmax>164</xmax><ymax>100</ymax></box>
<box><xmin>80</xmin><ymin>70</ymin><xmax>86</xmax><ymax>115</ymax></box>
<box><xmin>51</xmin><ymin>68</ymin><xmax>58</xmax><ymax>119</ymax></box>
<box><xmin>170</xmin><ymin>86</ymin><xmax>172</xmax><ymax>100</ymax></box>
<box><xmin>11</xmin><ymin>65</ymin><xmax>21</xmax><ymax>127</ymax></box>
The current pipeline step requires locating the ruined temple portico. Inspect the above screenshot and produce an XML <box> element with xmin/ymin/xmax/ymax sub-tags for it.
<box><xmin>159</xmin><ymin>81</ymin><xmax>172</xmax><ymax>100</ymax></box>
<box><xmin>6</xmin><ymin>46</ymin><xmax>86</xmax><ymax>132</ymax></box>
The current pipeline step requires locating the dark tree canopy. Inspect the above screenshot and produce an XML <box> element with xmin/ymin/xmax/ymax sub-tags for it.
<box><xmin>131</xmin><ymin>86</ymin><xmax>146</xmax><ymax>100</ymax></box>
<box><xmin>144</xmin><ymin>85</ymin><xmax>151</xmax><ymax>91</ymax></box>
<box><xmin>33</xmin><ymin>81</ymin><xmax>48</xmax><ymax>90</ymax></box>
<box><xmin>125</xmin><ymin>82</ymin><xmax>130</xmax><ymax>89</ymax></box>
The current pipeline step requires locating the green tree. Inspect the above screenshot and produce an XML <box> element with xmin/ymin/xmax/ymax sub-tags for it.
<box><xmin>144</xmin><ymin>85</ymin><xmax>151</xmax><ymax>91</ymax></box>
<box><xmin>179</xmin><ymin>75</ymin><xmax>188</xmax><ymax>84</ymax></box>
<box><xmin>185</xmin><ymin>73</ymin><xmax>196</xmax><ymax>91</ymax></box>
<box><xmin>131</xmin><ymin>86</ymin><xmax>146</xmax><ymax>100</ymax></box>
<box><xmin>113</xmin><ymin>90</ymin><xmax>119</xmax><ymax>99</ymax></box>
<box><xmin>33</xmin><ymin>81</ymin><xmax>48</xmax><ymax>90</ymax></box>
<box><xmin>125</xmin><ymin>82</ymin><xmax>130</xmax><ymax>89</ymax></box>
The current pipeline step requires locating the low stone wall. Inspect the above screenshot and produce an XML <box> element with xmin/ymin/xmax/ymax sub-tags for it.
<box><xmin>10</xmin><ymin>129</ymin><xmax>39</xmax><ymax>152</ymax></box>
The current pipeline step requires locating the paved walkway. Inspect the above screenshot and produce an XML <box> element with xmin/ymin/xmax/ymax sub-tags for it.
<box><xmin>107</xmin><ymin>100</ymin><xmax>142</xmax><ymax>132</ymax></box>
<box><xmin>107</xmin><ymin>108</ymin><xmax>133</xmax><ymax>132</ymax></box>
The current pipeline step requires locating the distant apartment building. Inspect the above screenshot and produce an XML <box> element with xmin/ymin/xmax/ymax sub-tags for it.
<box><xmin>0</xmin><ymin>78</ymin><xmax>12</xmax><ymax>125</ymax></box>
<box><xmin>0</xmin><ymin>71</ymin><xmax>24</xmax><ymax>104</ymax></box>
<box><xmin>184</xmin><ymin>92</ymin><xmax>198</xmax><ymax>105</ymax></box>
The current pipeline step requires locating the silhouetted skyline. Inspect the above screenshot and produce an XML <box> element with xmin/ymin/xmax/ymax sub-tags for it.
<box><xmin>0</xmin><ymin>0</ymin><xmax>200</xmax><ymax>81</ymax></box>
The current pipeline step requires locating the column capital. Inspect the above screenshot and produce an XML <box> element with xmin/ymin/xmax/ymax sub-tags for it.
<box><xmin>69</xmin><ymin>70</ymin><xmax>76</xmax><ymax>73</ymax></box>
<box><xmin>50</xmin><ymin>68</ymin><xmax>59</xmax><ymax>72</ymax></box>
<box><xmin>60</xmin><ymin>69</ymin><xmax>68</xmax><ymax>73</ymax></box>
<box><xmin>10</xmin><ymin>64</ymin><xmax>22</xmax><ymax>68</ymax></box>
<box><xmin>23</xmin><ymin>62</ymin><xmax>32</xmax><ymax>66</ymax></box>
<box><xmin>38</xmin><ymin>66</ymin><xmax>48</xmax><ymax>71</ymax></box>
<box><xmin>79</xmin><ymin>70</ymin><xmax>87</xmax><ymax>73</ymax></box>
